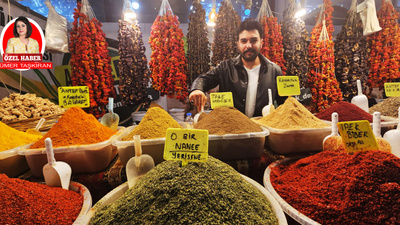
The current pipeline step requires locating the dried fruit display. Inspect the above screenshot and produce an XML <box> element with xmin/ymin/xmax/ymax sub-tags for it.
<box><xmin>118</xmin><ymin>19</ymin><xmax>150</xmax><ymax>107</ymax></box>
<box><xmin>149</xmin><ymin>9</ymin><xmax>188</xmax><ymax>101</ymax></box>
<box><xmin>187</xmin><ymin>0</ymin><xmax>210</xmax><ymax>86</ymax></box>
<box><xmin>211</xmin><ymin>0</ymin><xmax>240</xmax><ymax>67</ymax></box>
<box><xmin>368</xmin><ymin>0</ymin><xmax>400</xmax><ymax>90</ymax></box>
<box><xmin>335</xmin><ymin>0</ymin><xmax>369</xmax><ymax>102</ymax></box>
<box><xmin>308</xmin><ymin>0</ymin><xmax>342</xmax><ymax>113</ymax></box>
<box><xmin>69</xmin><ymin>1</ymin><xmax>115</xmax><ymax>118</ymax></box>
<box><xmin>257</xmin><ymin>0</ymin><xmax>286</xmax><ymax>75</ymax></box>
<box><xmin>281</xmin><ymin>0</ymin><xmax>309</xmax><ymax>87</ymax></box>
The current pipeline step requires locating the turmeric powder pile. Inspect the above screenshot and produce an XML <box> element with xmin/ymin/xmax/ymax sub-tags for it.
<box><xmin>0</xmin><ymin>122</ymin><xmax>42</xmax><ymax>151</ymax></box>
<box><xmin>122</xmin><ymin>107</ymin><xmax>182</xmax><ymax>140</ymax></box>
<box><xmin>257</xmin><ymin>97</ymin><xmax>328</xmax><ymax>130</ymax></box>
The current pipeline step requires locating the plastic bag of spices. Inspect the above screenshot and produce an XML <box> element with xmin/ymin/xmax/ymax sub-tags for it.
<box><xmin>44</xmin><ymin>0</ymin><xmax>69</xmax><ymax>53</ymax></box>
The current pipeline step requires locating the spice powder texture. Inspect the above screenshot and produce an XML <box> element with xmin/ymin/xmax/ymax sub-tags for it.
<box><xmin>90</xmin><ymin>156</ymin><xmax>278</xmax><ymax>225</ymax></box>
<box><xmin>316</xmin><ymin>101</ymin><xmax>373</xmax><ymax>122</ymax></box>
<box><xmin>369</xmin><ymin>97</ymin><xmax>400</xmax><ymax>118</ymax></box>
<box><xmin>271</xmin><ymin>151</ymin><xmax>400</xmax><ymax>225</ymax></box>
<box><xmin>0</xmin><ymin>121</ymin><xmax>42</xmax><ymax>151</ymax></box>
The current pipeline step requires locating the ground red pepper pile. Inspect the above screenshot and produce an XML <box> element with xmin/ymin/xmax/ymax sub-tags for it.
<box><xmin>271</xmin><ymin>151</ymin><xmax>400</xmax><ymax>225</ymax></box>
<box><xmin>315</xmin><ymin>101</ymin><xmax>373</xmax><ymax>122</ymax></box>
<box><xmin>70</xmin><ymin>2</ymin><xmax>115</xmax><ymax>118</ymax></box>
<box><xmin>0</xmin><ymin>174</ymin><xmax>82</xmax><ymax>224</ymax></box>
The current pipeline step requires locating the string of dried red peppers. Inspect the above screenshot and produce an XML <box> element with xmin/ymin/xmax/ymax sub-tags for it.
<box><xmin>368</xmin><ymin>0</ymin><xmax>400</xmax><ymax>90</ymax></box>
<box><xmin>69</xmin><ymin>2</ymin><xmax>115</xmax><ymax>118</ymax></box>
<box><xmin>149</xmin><ymin>11</ymin><xmax>188</xmax><ymax>101</ymax></box>
<box><xmin>308</xmin><ymin>0</ymin><xmax>342</xmax><ymax>113</ymax></box>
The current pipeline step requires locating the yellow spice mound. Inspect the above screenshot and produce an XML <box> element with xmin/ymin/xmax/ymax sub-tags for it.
<box><xmin>0</xmin><ymin>122</ymin><xmax>42</xmax><ymax>151</ymax></box>
<box><xmin>258</xmin><ymin>97</ymin><xmax>328</xmax><ymax>129</ymax></box>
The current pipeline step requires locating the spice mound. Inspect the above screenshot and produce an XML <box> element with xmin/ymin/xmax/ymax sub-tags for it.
<box><xmin>316</xmin><ymin>101</ymin><xmax>373</xmax><ymax>122</ymax></box>
<box><xmin>0</xmin><ymin>93</ymin><xmax>65</xmax><ymax>122</ymax></box>
<box><xmin>193</xmin><ymin>107</ymin><xmax>262</xmax><ymax>134</ymax></box>
<box><xmin>90</xmin><ymin>156</ymin><xmax>278</xmax><ymax>225</ymax></box>
<box><xmin>122</xmin><ymin>107</ymin><xmax>182</xmax><ymax>140</ymax></box>
<box><xmin>0</xmin><ymin>174</ymin><xmax>82</xmax><ymax>225</ymax></box>
<box><xmin>30</xmin><ymin>107</ymin><xmax>117</xmax><ymax>149</ymax></box>
<box><xmin>369</xmin><ymin>97</ymin><xmax>400</xmax><ymax>118</ymax></box>
<box><xmin>257</xmin><ymin>97</ymin><xmax>328</xmax><ymax>129</ymax></box>
<box><xmin>271</xmin><ymin>151</ymin><xmax>400</xmax><ymax>225</ymax></box>
<box><xmin>0</xmin><ymin>121</ymin><xmax>42</xmax><ymax>151</ymax></box>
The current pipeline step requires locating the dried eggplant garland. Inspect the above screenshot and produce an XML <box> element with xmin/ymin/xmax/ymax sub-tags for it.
<box><xmin>187</xmin><ymin>0</ymin><xmax>210</xmax><ymax>86</ymax></box>
<box><xmin>149</xmin><ymin>10</ymin><xmax>188</xmax><ymax>101</ymax></box>
<box><xmin>281</xmin><ymin>0</ymin><xmax>309</xmax><ymax>87</ymax></box>
<box><xmin>335</xmin><ymin>0</ymin><xmax>369</xmax><ymax>102</ymax></box>
<box><xmin>118</xmin><ymin>19</ymin><xmax>150</xmax><ymax>107</ymax></box>
<box><xmin>211</xmin><ymin>0</ymin><xmax>241</xmax><ymax>67</ymax></box>
<box><xmin>70</xmin><ymin>1</ymin><xmax>115</xmax><ymax>118</ymax></box>
<box><xmin>368</xmin><ymin>0</ymin><xmax>400</xmax><ymax>90</ymax></box>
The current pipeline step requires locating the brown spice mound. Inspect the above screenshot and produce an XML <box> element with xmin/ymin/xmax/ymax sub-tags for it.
<box><xmin>193</xmin><ymin>107</ymin><xmax>262</xmax><ymax>135</ymax></box>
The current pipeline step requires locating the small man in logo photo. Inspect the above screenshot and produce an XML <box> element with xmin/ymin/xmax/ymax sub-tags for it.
<box><xmin>5</xmin><ymin>16</ymin><xmax>39</xmax><ymax>53</ymax></box>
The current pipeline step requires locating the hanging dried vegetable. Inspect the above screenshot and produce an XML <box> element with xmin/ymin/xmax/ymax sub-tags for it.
<box><xmin>149</xmin><ymin>7</ymin><xmax>188</xmax><ymax>101</ymax></box>
<box><xmin>281</xmin><ymin>0</ymin><xmax>309</xmax><ymax>87</ymax></box>
<box><xmin>257</xmin><ymin>0</ymin><xmax>286</xmax><ymax>75</ymax></box>
<box><xmin>69</xmin><ymin>1</ymin><xmax>115</xmax><ymax>118</ymax></box>
<box><xmin>118</xmin><ymin>18</ymin><xmax>150</xmax><ymax>107</ymax></box>
<box><xmin>187</xmin><ymin>0</ymin><xmax>210</xmax><ymax>86</ymax></box>
<box><xmin>308</xmin><ymin>0</ymin><xmax>342</xmax><ymax>113</ymax></box>
<box><xmin>211</xmin><ymin>0</ymin><xmax>240</xmax><ymax>67</ymax></box>
<box><xmin>368</xmin><ymin>0</ymin><xmax>400</xmax><ymax>90</ymax></box>
<box><xmin>335</xmin><ymin>0</ymin><xmax>369</xmax><ymax>102</ymax></box>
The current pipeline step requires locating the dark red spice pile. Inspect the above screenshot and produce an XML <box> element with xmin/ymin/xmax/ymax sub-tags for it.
<box><xmin>315</xmin><ymin>101</ymin><xmax>373</xmax><ymax>122</ymax></box>
<box><xmin>271</xmin><ymin>151</ymin><xmax>400</xmax><ymax>225</ymax></box>
<box><xmin>0</xmin><ymin>174</ymin><xmax>83</xmax><ymax>224</ymax></box>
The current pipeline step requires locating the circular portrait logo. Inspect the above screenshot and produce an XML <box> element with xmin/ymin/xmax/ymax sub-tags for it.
<box><xmin>0</xmin><ymin>16</ymin><xmax>45</xmax><ymax>55</ymax></box>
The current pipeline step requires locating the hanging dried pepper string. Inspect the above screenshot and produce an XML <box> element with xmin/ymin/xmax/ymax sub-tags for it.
<box><xmin>69</xmin><ymin>2</ymin><xmax>115</xmax><ymax>118</ymax></box>
<box><xmin>149</xmin><ymin>10</ymin><xmax>188</xmax><ymax>101</ymax></box>
<box><xmin>368</xmin><ymin>0</ymin><xmax>400</xmax><ymax>90</ymax></box>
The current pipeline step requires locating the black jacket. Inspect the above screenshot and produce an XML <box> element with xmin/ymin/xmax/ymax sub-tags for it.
<box><xmin>190</xmin><ymin>54</ymin><xmax>285</xmax><ymax>117</ymax></box>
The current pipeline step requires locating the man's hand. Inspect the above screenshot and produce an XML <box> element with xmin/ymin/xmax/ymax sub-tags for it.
<box><xmin>189</xmin><ymin>90</ymin><xmax>207</xmax><ymax>112</ymax></box>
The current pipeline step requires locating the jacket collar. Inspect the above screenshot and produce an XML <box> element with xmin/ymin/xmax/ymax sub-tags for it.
<box><xmin>233</xmin><ymin>54</ymin><xmax>273</xmax><ymax>67</ymax></box>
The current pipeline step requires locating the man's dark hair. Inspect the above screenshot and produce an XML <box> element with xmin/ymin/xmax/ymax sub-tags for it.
<box><xmin>13</xmin><ymin>16</ymin><xmax>33</xmax><ymax>38</ymax></box>
<box><xmin>236</xmin><ymin>18</ymin><xmax>264</xmax><ymax>40</ymax></box>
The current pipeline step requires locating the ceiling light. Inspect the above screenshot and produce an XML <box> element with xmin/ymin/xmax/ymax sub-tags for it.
<box><xmin>124</xmin><ymin>10</ymin><xmax>137</xmax><ymax>19</ymax></box>
<box><xmin>294</xmin><ymin>8</ymin><xmax>306</xmax><ymax>18</ymax></box>
<box><xmin>131</xmin><ymin>1</ymin><xmax>139</xmax><ymax>10</ymax></box>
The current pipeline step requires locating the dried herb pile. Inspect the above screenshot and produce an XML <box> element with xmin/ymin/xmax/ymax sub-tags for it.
<box><xmin>335</xmin><ymin>0</ymin><xmax>369</xmax><ymax>101</ymax></box>
<box><xmin>369</xmin><ymin>97</ymin><xmax>400</xmax><ymax>118</ymax></box>
<box><xmin>368</xmin><ymin>0</ymin><xmax>400</xmax><ymax>90</ymax></box>
<box><xmin>117</xmin><ymin>18</ymin><xmax>150</xmax><ymax>107</ymax></box>
<box><xmin>281</xmin><ymin>0</ymin><xmax>309</xmax><ymax>87</ymax></box>
<box><xmin>90</xmin><ymin>156</ymin><xmax>278</xmax><ymax>225</ymax></box>
<box><xmin>69</xmin><ymin>0</ymin><xmax>115</xmax><ymax>118</ymax></box>
<box><xmin>211</xmin><ymin>0</ymin><xmax>240</xmax><ymax>67</ymax></box>
<box><xmin>187</xmin><ymin>0</ymin><xmax>210</xmax><ymax>86</ymax></box>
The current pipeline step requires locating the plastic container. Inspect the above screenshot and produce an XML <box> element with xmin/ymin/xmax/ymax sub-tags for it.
<box><xmin>0</xmin><ymin>145</ymin><xmax>30</xmax><ymax>177</ymax></box>
<box><xmin>264</xmin><ymin>158</ymin><xmax>320</xmax><ymax>225</ymax></box>
<box><xmin>114</xmin><ymin>125</ymin><xmax>270</xmax><ymax>167</ymax></box>
<box><xmin>70</xmin><ymin>181</ymin><xmax>93</xmax><ymax>225</ymax></box>
<box><xmin>80</xmin><ymin>175</ymin><xmax>288</xmax><ymax>225</ymax></box>
<box><xmin>18</xmin><ymin>130</ymin><xmax>124</xmax><ymax>177</ymax></box>
<box><xmin>169</xmin><ymin>108</ymin><xmax>185</xmax><ymax>122</ymax></box>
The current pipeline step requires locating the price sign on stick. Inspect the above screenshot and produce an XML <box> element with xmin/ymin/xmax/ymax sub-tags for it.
<box><xmin>58</xmin><ymin>86</ymin><xmax>90</xmax><ymax>108</ymax></box>
<box><xmin>337</xmin><ymin>120</ymin><xmax>379</xmax><ymax>153</ymax></box>
<box><xmin>277</xmin><ymin>76</ymin><xmax>301</xmax><ymax>96</ymax></box>
<box><xmin>210</xmin><ymin>92</ymin><xmax>234</xmax><ymax>109</ymax></box>
<box><xmin>164</xmin><ymin>128</ymin><xmax>209</xmax><ymax>166</ymax></box>
<box><xmin>384</xmin><ymin>82</ymin><xmax>400</xmax><ymax>97</ymax></box>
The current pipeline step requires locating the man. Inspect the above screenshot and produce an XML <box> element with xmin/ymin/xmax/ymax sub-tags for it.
<box><xmin>189</xmin><ymin>18</ymin><xmax>285</xmax><ymax>117</ymax></box>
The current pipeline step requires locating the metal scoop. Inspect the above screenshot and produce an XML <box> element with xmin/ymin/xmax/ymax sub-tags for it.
<box><xmin>42</xmin><ymin>138</ymin><xmax>71</xmax><ymax>190</ymax></box>
<box><xmin>262</xmin><ymin>89</ymin><xmax>275</xmax><ymax>116</ymax></box>
<box><xmin>100</xmin><ymin>98</ymin><xmax>120</xmax><ymax>130</ymax></box>
<box><xmin>351</xmin><ymin>80</ymin><xmax>369</xmax><ymax>112</ymax></box>
<box><xmin>26</xmin><ymin>118</ymin><xmax>45</xmax><ymax>135</ymax></box>
<box><xmin>383</xmin><ymin>107</ymin><xmax>400</xmax><ymax>157</ymax></box>
<box><xmin>126</xmin><ymin>135</ymin><xmax>155</xmax><ymax>188</ymax></box>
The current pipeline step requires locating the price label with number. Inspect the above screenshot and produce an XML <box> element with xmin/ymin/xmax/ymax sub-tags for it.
<box><xmin>277</xmin><ymin>76</ymin><xmax>301</xmax><ymax>96</ymax></box>
<box><xmin>337</xmin><ymin>120</ymin><xmax>379</xmax><ymax>153</ymax></box>
<box><xmin>210</xmin><ymin>92</ymin><xmax>234</xmax><ymax>109</ymax></box>
<box><xmin>384</xmin><ymin>82</ymin><xmax>400</xmax><ymax>97</ymax></box>
<box><xmin>58</xmin><ymin>86</ymin><xmax>90</xmax><ymax>108</ymax></box>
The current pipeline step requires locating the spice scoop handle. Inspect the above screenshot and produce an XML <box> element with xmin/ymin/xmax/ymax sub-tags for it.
<box><xmin>323</xmin><ymin>112</ymin><xmax>339</xmax><ymax>144</ymax></box>
<box><xmin>373</xmin><ymin>112</ymin><xmax>381</xmax><ymax>138</ymax></box>
<box><xmin>45</xmin><ymin>138</ymin><xmax>56</xmax><ymax>166</ymax></box>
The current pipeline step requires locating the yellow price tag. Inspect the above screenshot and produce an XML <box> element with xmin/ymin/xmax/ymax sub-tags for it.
<box><xmin>210</xmin><ymin>92</ymin><xmax>234</xmax><ymax>109</ymax></box>
<box><xmin>337</xmin><ymin>120</ymin><xmax>379</xmax><ymax>153</ymax></box>
<box><xmin>384</xmin><ymin>82</ymin><xmax>400</xmax><ymax>97</ymax></box>
<box><xmin>58</xmin><ymin>86</ymin><xmax>90</xmax><ymax>108</ymax></box>
<box><xmin>164</xmin><ymin>128</ymin><xmax>209</xmax><ymax>166</ymax></box>
<box><xmin>277</xmin><ymin>76</ymin><xmax>301</xmax><ymax>96</ymax></box>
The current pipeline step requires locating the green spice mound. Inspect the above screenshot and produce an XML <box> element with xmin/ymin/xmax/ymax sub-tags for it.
<box><xmin>90</xmin><ymin>156</ymin><xmax>278</xmax><ymax>225</ymax></box>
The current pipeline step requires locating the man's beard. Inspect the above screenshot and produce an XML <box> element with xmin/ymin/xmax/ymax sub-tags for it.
<box><xmin>241</xmin><ymin>49</ymin><xmax>258</xmax><ymax>62</ymax></box>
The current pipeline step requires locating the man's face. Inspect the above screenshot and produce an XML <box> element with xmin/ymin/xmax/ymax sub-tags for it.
<box><xmin>237</xmin><ymin>29</ymin><xmax>262</xmax><ymax>62</ymax></box>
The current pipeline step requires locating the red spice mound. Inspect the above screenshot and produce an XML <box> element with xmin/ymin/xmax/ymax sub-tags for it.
<box><xmin>0</xmin><ymin>174</ymin><xmax>82</xmax><ymax>224</ymax></box>
<box><xmin>271</xmin><ymin>151</ymin><xmax>400</xmax><ymax>225</ymax></box>
<box><xmin>315</xmin><ymin>101</ymin><xmax>373</xmax><ymax>122</ymax></box>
